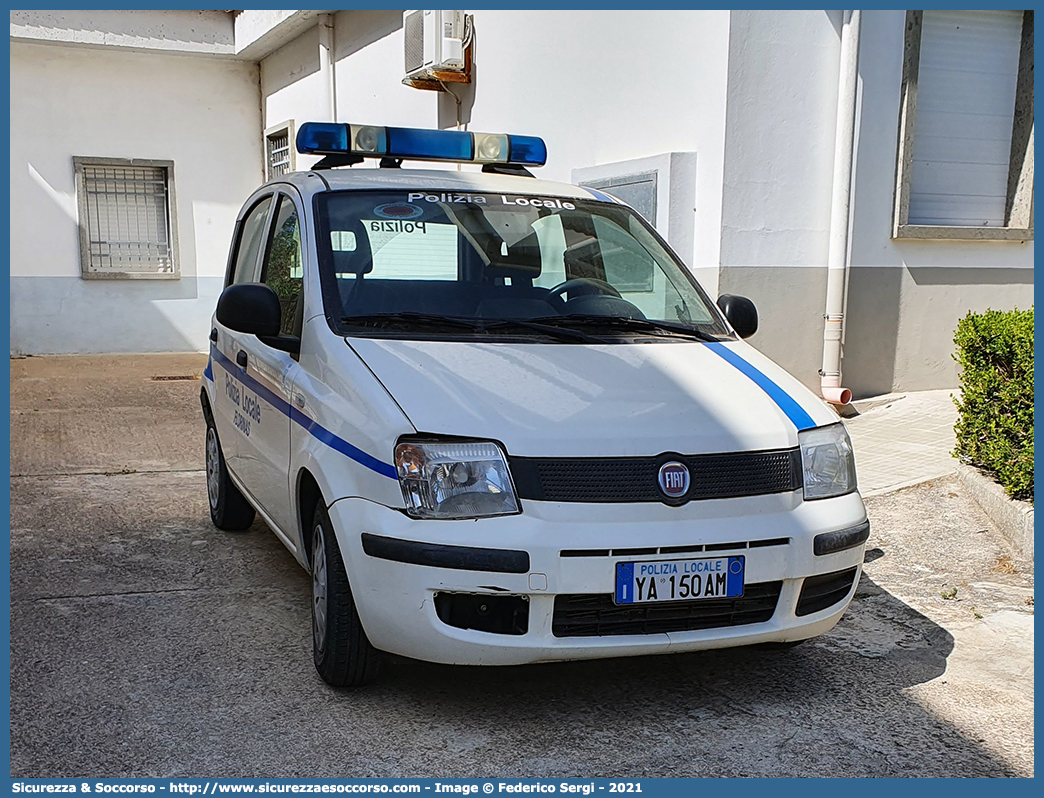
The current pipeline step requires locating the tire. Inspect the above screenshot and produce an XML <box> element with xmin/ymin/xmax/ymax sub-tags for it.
<box><xmin>311</xmin><ymin>503</ymin><xmax>381</xmax><ymax>687</ymax></box>
<box><xmin>205</xmin><ymin>423</ymin><xmax>256</xmax><ymax>531</ymax></box>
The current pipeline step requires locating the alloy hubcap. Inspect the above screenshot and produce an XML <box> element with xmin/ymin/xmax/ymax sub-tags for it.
<box><xmin>205</xmin><ymin>427</ymin><xmax>220</xmax><ymax>510</ymax></box>
<box><xmin>312</xmin><ymin>523</ymin><xmax>328</xmax><ymax>653</ymax></box>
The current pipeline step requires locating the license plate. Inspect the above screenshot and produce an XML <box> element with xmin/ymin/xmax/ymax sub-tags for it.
<box><xmin>614</xmin><ymin>556</ymin><xmax>745</xmax><ymax>605</ymax></box>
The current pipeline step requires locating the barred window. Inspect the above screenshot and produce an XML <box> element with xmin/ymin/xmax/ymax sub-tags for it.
<box><xmin>74</xmin><ymin>158</ymin><xmax>178</xmax><ymax>278</ymax></box>
<box><xmin>265</xmin><ymin>121</ymin><xmax>296</xmax><ymax>180</ymax></box>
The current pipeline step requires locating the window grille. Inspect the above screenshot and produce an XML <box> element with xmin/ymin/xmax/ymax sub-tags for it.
<box><xmin>74</xmin><ymin>158</ymin><xmax>178</xmax><ymax>278</ymax></box>
<box><xmin>266</xmin><ymin>121</ymin><xmax>296</xmax><ymax>180</ymax></box>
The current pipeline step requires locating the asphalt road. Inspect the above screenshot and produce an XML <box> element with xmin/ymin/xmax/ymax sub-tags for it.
<box><xmin>9</xmin><ymin>355</ymin><xmax>1034</xmax><ymax>778</ymax></box>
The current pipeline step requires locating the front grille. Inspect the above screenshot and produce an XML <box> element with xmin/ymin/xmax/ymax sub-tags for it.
<box><xmin>510</xmin><ymin>448</ymin><xmax>802</xmax><ymax>504</ymax></box>
<box><xmin>552</xmin><ymin>581</ymin><xmax>783</xmax><ymax>637</ymax></box>
<box><xmin>796</xmin><ymin>567</ymin><xmax>858</xmax><ymax>617</ymax></box>
<box><xmin>560</xmin><ymin>537</ymin><xmax>790</xmax><ymax>558</ymax></box>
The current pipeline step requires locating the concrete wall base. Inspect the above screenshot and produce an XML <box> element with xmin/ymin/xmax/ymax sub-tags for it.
<box><xmin>957</xmin><ymin>464</ymin><xmax>1034</xmax><ymax>565</ymax></box>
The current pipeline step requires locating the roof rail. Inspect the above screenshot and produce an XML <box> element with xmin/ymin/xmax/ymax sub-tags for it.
<box><xmin>311</xmin><ymin>154</ymin><xmax>363</xmax><ymax>170</ymax></box>
<box><xmin>481</xmin><ymin>163</ymin><xmax>535</xmax><ymax>178</ymax></box>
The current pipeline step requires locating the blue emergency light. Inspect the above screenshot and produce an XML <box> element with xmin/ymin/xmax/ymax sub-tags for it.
<box><xmin>296</xmin><ymin>122</ymin><xmax>547</xmax><ymax>167</ymax></box>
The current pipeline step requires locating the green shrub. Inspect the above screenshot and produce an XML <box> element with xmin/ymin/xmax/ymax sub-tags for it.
<box><xmin>953</xmin><ymin>307</ymin><xmax>1034</xmax><ymax>503</ymax></box>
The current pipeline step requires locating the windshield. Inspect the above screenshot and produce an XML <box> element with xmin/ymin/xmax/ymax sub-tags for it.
<box><xmin>315</xmin><ymin>190</ymin><xmax>730</xmax><ymax>342</ymax></box>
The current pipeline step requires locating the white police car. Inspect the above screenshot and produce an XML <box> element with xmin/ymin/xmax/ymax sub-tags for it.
<box><xmin>201</xmin><ymin>122</ymin><xmax>869</xmax><ymax>687</ymax></box>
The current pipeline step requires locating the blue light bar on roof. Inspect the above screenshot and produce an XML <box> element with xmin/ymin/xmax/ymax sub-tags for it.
<box><xmin>296</xmin><ymin>122</ymin><xmax>547</xmax><ymax>167</ymax></box>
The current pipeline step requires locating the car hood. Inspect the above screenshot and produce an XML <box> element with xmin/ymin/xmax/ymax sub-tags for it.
<box><xmin>347</xmin><ymin>337</ymin><xmax>837</xmax><ymax>457</ymax></box>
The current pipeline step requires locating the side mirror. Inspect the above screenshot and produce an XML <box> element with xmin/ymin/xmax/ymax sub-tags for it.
<box><xmin>717</xmin><ymin>294</ymin><xmax>758</xmax><ymax>339</ymax></box>
<box><xmin>216</xmin><ymin>283</ymin><xmax>281</xmax><ymax>337</ymax></box>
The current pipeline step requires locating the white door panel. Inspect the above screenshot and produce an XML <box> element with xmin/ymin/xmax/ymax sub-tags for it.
<box><xmin>229</xmin><ymin>337</ymin><xmax>298</xmax><ymax>537</ymax></box>
<box><xmin>232</xmin><ymin>191</ymin><xmax>307</xmax><ymax>539</ymax></box>
<box><xmin>210</xmin><ymin>325</ymin><xmax>246</xmax><ymax>472</ymax></box>
<box><xmin>213</xmin><ymin>193</ymin><xmax>276</xmax><ymax>475</ymax></box>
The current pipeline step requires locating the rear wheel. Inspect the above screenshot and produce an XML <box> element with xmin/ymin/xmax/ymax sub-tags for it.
<box><xmin>311</xmin><ymin>503</ymin><xmax>381</xmax><ymax>687</ymax></box>
<box><xmin>205</xmin><ymin>424</ymin><xmax>255</xmax><ymax>531</ymax></box>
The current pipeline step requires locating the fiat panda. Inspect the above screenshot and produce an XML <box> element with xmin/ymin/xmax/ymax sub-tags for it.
<box><xmin>201</xmin><ymin>122</ymin><xmax>868</xmax><ymax>687</ymax></box>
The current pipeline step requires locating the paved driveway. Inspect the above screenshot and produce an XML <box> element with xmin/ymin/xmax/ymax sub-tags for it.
<box><xmin>845</xmin><ymin>390</ymin><xmax>959</xmax><ymax>495</ymax></box>
<box><xmin>9</xmin><ymin>355</ymin><xmax>1034</xmax><ymax>777</ymax></box>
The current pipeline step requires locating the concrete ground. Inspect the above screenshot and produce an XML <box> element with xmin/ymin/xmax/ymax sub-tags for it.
<box><xmin>845</xmin><ymin>390</ymin><xmax>959</xmax><ymax>495</ymax></box>
<box><xmin>9</xmin><ymin>354</ymin><xmax>1034</xmax><ymax>778</ymax></box>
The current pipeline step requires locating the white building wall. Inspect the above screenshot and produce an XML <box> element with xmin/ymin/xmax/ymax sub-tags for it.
<box><xmin>262</xmin><ymin>25</ymin><xmax>341</xmax><ymax>151</ymax></box>
<box><xmin>10</xmin><ymin>40</ymin><xmax>263</xmax><ymax>355</ymax></box>
<box><xmin>718</xmin><ymin>9</ymin><xmax>1034</xmax><ymax>396</ymax></box>
<box><xmin>717</xmin><ymin>10</ymin><xmax>843</xmax><ymax>390</ymax></box>
<box><xmin>261</xmin><ymin>9</ymin><xmax>730</xmax><ymax>292</ymax></box>
<box><xmin>12</xmin><ymin>8</ymin><xmax>1029</xmax><ymax>386</ymax></box>
<box><xmin>845</xmin><ymin>9</ymin><xmax>1034</xmax><ymax>396</ymax></box>
<box><xmin>9</xmin><ymin>9</ymin><xmax>235</xmax><ymax>55</ymax></box>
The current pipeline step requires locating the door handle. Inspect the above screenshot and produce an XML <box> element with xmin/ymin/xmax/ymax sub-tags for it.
<box><xmin>293</xmin><ymin>394</ymin><xmax>306</xmax><ymax>409</ymax></box>
<box><xmin>236</xmin><ymin>350</ymin><xmax>248</xmax><ymax>369</ymax></box>
<box><xmin>209</xmin><ymin>328</ymin><xmax>218</xmax><ymax>343</ymax></box>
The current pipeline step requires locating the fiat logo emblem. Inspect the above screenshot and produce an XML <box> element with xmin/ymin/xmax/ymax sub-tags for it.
<box><xmin>658</xmin><ymin>461</ymin><xmax>690</xmax><ymax>498</ymax></box>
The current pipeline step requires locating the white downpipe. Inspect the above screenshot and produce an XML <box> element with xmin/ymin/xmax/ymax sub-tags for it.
<box><xmin>820</xmin><ymin>9</ymin><xmax>861</xmax><ymax>406</ymax></box>
<box><xmin>318</xmin><ymin>13</ymin><xmax>336</xmax><ymax>121</ymax></box>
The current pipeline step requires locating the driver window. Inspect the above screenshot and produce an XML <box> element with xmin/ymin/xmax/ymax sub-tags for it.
<box><xmin>230</xmin><ymin>196</ymin><xmax>273</xmax><ymax>286</ymax></box>
<box><xmin>260</xmin><ymin>195</ymin><xmax>304</xmax><ymax>336</ymax></box>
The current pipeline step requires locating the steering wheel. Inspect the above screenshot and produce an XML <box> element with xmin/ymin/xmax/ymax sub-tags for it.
<box><xmin>548</xmin><ymin>277</ymin><xmax>621</xmax><ymax>302</ymax></box>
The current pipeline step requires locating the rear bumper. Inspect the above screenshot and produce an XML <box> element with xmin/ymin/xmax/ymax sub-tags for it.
<box><xmin>329</xmin><ymin>490</ymin><xmax>867</xmax><ymax>665</ymax></box>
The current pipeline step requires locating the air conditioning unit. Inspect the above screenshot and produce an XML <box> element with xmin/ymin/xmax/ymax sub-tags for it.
<box><xmin>403</xmin><ymin>10</ymin><xmax>466</xmax><ymax>80</ymax></box>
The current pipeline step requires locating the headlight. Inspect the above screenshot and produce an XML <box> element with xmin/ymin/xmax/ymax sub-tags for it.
<box><xmin>799</xmin><ymin>423</ymin><xmax>857</xmax><ymax>500</ymax></box>
<box><xmin>395</xmin><ymin>440</ymin><xmax>520</xmax><ymax>519</ymax></box>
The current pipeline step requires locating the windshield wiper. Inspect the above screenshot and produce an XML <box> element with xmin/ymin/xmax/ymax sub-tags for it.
<box><xmin>530</xmin><ymin>314</ymin><xmax>725</xmax><ymax>342</ymax></box>
<box><xmin>479</xmin><ymin>319</ymin><xmax>602</xmax><ymax>344</ymax></box>
<box><xmin>340</xmin><ymin>312</ymin><xmax>718</xmax><ymax>343</ymax></box>
<box><xmin>340</xmin><ymin>312</ymin><xmax>485</xmax><ymax>331</ymax></box>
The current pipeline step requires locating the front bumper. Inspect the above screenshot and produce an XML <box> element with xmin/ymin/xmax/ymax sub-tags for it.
<box><xmin>329</xmin><ymin>490</ymin><xmax>868</xmax><ymax>665</ymax></box>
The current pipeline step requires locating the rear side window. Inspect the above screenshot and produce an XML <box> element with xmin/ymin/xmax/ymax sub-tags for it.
<box><xmin>230</xmin><ymin>196</ymin><xmax>273</xmax><ymax>286</ymax></box>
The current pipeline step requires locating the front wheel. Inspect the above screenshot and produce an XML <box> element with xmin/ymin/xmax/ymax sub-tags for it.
<box><xmin>205</xmin><ymin>424</ymin><xmax>255</xmax><ymax>531</ymax></box>
<box><xmin>311</xmin><ymin>504</ymin><xmax>381</xmax><ymax>687</ymax></box>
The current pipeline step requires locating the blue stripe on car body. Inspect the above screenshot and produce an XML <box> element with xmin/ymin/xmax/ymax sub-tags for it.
<box><xmin>209</xmin><ymin>345</ymin><xmax>398</xmax><ymax>479</ymax></box>
<box><xmin>209</xmin><ymin>338</ymin><xmax>814</xmax><ymax>480</ymax></box>
<box><xmin>584</xmin><ymin>187</ymin><xmax>618</xmax><ymax>204</ymax></box>
<box><xmin>288</xmin><ymin>407</ymin><xmax>398</xmax><ymax>479</ymax></box>
<box><xmin>702</xmin><ymin>342</ymin><xmax>817</xmax><ymax>432</ymax></box>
